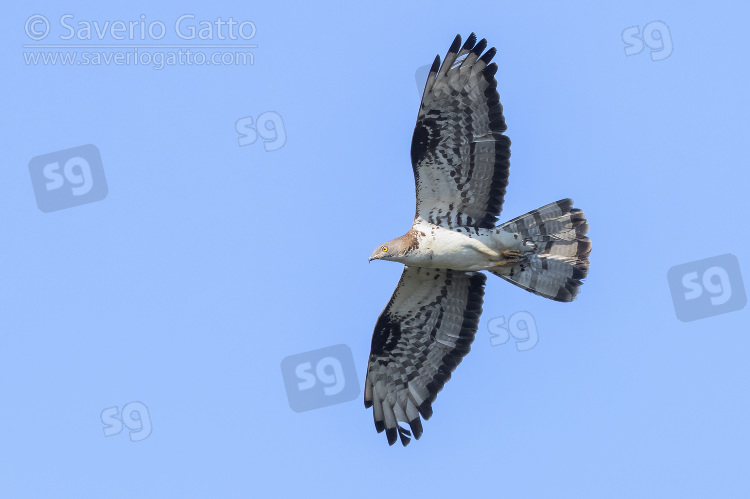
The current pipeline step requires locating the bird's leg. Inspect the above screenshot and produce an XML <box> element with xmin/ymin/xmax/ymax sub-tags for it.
<box><xmin>492</xmin><ymin>249</ymin><xmax>525</xmax><ymax>267</ymax></box>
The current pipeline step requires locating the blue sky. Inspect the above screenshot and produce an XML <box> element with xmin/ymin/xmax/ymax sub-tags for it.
<box><xmin>2</xmin><ymin>1</ymin><xmax>749</xmax><ymax>497</ymax></box>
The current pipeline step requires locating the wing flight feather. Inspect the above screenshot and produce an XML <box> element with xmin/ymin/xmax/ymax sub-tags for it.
<box><xmin>365</xmin><ymin>266</ymin><xmax>486</xmax><ymax>446</ymax></box>
<box><xmin>411</xmin><ymin>33</ymin><xmax>511</xmax><ymax>229</ymax></box>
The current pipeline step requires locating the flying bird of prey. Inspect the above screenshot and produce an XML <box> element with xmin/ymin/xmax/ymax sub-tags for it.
<box><xmin>365</xmin><ymin>33</ymin><xmax>591</xmax><ymax>446</ymax></box>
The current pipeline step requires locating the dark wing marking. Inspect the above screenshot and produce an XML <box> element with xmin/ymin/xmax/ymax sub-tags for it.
<box><xmin>364</xmin><ymin>267</ymin><xmax>486</xmax><ymax>446</ymax></box>
<box><xmin>411</xmin><ymin>33</ymin><xmax>511</xmax><ymax>229</ymax></box>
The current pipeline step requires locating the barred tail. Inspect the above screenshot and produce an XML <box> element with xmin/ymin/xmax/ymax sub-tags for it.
<box><xmin>490</xmin><ymin>199</ymin><xmax>591</xmax><ymax>302</ymax></box>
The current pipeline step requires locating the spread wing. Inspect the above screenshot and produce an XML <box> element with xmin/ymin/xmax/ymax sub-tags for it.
<box><xmin>364</xmin><ymin>267</ymin><xmax>486</xmax><ymax>446</ymax></box>
<box><xmin>411</xmin><ymin>33</ymin><xmax>511</xmax><ymax>229</ymax></box>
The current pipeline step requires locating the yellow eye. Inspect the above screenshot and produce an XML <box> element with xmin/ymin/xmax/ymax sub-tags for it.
<box><xmin>381</xmin><ymin>246</ymin><xmax>388</xmax><ymax>252</ymax></box>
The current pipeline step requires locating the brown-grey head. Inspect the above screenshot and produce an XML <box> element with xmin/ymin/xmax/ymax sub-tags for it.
<box><xmin>369</xmin><ymin>233</ymin><xmax>417</xmax><ymax>263</ymax></box>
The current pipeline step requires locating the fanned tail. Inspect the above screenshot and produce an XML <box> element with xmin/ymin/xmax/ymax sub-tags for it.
<box><xmin>490</xmin><ymin>199</ymin><xmax>591</xmax><ymax>302</ymax></box>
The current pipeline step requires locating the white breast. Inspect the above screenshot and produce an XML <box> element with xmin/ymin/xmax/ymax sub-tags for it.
<box><xmin>403</xmin><ymin>219</ymin><xmax>512</xmax><ymax>271</ymax></box>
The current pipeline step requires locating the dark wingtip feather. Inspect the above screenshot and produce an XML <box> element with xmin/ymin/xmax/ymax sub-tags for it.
<box><xmin>398</xmin><ymin>426</ymin><xmax>412</xmax><ymax>446</ymax></box>
<box><xmin>472</xmin><ymin>38</ymin><xmax>488</xmax><ymax>55</ymax></box>
<box><xmin>409</xmin><ymin>418</ymin><xmax>423</xmax><ymax>440</ymax></box>
<box><xmin>484</xmin><ymin>62</ymin><xmax>498</xmax><ymax>78</ymax></box>
<box><xmin>374</xmin><ymin>420</ymin><xmax>385</xmax><ymax>433</ymax></box>
<box><xmin>448</xmin><ymin>34</ymin><xmax>462</xmax><ymax>54</ymax></box>
<box><xmin>386</xmin><ymin>428</ymin><xmax>398</xmax><ymax>446</ymax></box>
<box><xmin>479</xmin><ymin>47</ymin><xmax>497</xmax><ymax>65</ymax></box>
<box><xmin>430</xmin><ymin>54</ymin><xmax>441</xmax><ymax>73</ymax></box>
<box><xmin>462</xmin><ymin>32</ymin><xmax>477</xmax><ymax>50</ymax></box>
<box><xmin>364</xmin><ymin>399</ymin><xmax>373</xmax><ymax>409</ymax></box>
<box><xmin>418</xmin><ymin>400</ymin><xmax>433</xmax><ymax>420</ymax></box>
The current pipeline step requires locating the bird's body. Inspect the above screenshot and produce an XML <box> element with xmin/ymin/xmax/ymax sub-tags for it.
<box><xmin>381</xmin><ymin>219</ymin><xmax>528</xmax><ymax>271</ymax></box>
<box><xmin>364</xmin><ymin>33</ymin><xmax>591</xmax><ymax>446</ymax></box>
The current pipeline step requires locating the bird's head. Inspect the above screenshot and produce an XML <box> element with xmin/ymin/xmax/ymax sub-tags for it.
<box><xmin>369</xmin><ymin>236</ymin><xmax>412</xmax><ymax>263</ymax></box>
